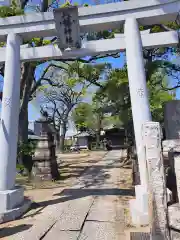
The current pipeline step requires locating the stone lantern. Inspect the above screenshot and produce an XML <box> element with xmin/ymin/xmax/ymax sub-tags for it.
<box><xmin>32</xmin><ymin>117</ymin><xmax>59</xmax><ymax>181</ymax></box>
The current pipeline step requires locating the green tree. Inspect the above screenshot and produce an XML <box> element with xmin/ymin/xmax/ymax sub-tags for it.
<box><xmin>94</xmin><ymin>65</ymin><xmax>175</xmax><ymax>166</ymax></box>
<box><xmin>40</xmin><ymin>80</ymin><xmax>87</xmax><ymax>152</ymax></box>
<box><xmin>148</xmin><ymin>74</ymin><xmax>176</xmax><ymax>124</ymax></box>
<box><xmin>38</xmin><ymin>62</ymin><xmax>105</xmax><ymax>151</ymax></box>
<box><xmin>72</xmin><ymin>102</ymin><xmax>92</xmax><ymax>131</ymax></box>
<box><xmin>73</xmin><ymin>98</ymin><xmax>109</xmax><ymax>147</ymax></box>
<box><xmin>96</xmin><ymin>66</ymin><xmax>175</xmax><ymax>143</ymax></box>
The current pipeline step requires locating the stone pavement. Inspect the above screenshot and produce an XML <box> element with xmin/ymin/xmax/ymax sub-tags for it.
<box><xmin>4</xmin><ymin>150</ymin><xmax>134</xmax><ymax>240</ymax></box>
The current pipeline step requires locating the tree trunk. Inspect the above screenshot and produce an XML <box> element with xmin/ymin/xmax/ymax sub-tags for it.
<box><xmin>96</xmin><ymin>113</ymin><xmax>102</xmax><ymax>148</ymax></box>
<box><xmin>55</xmin><ymin>132</ymin><xmax>60</xmax><ymax>151</ymax></box>
<box><xmin>60</xmin><ymin>124</ymin><xmax>66</xmax><ymax>152</ymax></box>
<box><xmin>18</xmin><ymin>63</ymin><xmax>35</xmax><ymax>173</ymax></box>
<box><xmin>41</xmin><ymin>0</ymin><xmax>49</xmax><ymax>12</ymax></box>
<box><xmin>23</xmin><ymin>154</ymin><xmax>33</xmax><ymax>181</ymax></box>
<box><xmin>18</xmin><ymin>105</ymin><xmax>28</xmax><ymax>166</ymax></box>
<box><xmin>96</xmin><ymin>131</ymin><xmax>101</xmax><ymax>148</ymax></box>
<box><xmin>48</xmin><ymin>132</ymin><xmax>60</xmax><ymax>180</ymax></box>
<box><xmin>19</xmin><ymin>103</ymin><xmax>28</xmax><ymax>142</ymax></box>
<box><xmin>19</xmin><ymin>107</ymin><xmax>34</xmax><ymax>178</ymax></box>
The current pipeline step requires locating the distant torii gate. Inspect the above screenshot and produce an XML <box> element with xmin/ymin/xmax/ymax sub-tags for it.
<box><xmin>0</xmin><ymin>0</ymin><xmax>179</xmax><ymax>222</ymax></box>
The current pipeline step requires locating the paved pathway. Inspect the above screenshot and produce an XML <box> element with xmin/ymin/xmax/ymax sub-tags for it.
<box><xmin>7</xmin><ymin>150</ymin><xmax>133</xmax><ymax>240</ymax></box>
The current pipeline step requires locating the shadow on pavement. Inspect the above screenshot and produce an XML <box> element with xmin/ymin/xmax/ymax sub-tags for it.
<box><xmin>30</xmin><ymin>156</ymin><xmax>134</xmax><ymax>209</ymax></box>
<box><xmin>22</xmin><ymin>153</ymin><xmax>133</xmax><ymax>220</ymax></box>
<box><xmin>0</xmin><ymin>224</ymin><xmax>32</xmax><ymax>238</ymax></box>
<box><xmin>56</xmin><ymin>188</ymin><xmax>134</xmax><ymax>199</ymax></box>
<box><xmin>32</xmin><ymin>187</ymin><xmax>134</xmax><ymax>209</ymax></box>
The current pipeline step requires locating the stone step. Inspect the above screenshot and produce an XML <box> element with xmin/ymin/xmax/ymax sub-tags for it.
<box><xmin>129</xmin><ymin>198</ymin><xmax>149</xmax><ymax>226</ymax></box>
<box><xmin>168</xmin><ymin>203</ymin><xmax>180</xmax><ymax>239</ymax></box>
<box><xmin>130</xmin><ymin>232</ymin><xmax>150</xmax><ymax>239</ymax></box>
<box><xmin>171</xmin><ymin>230</ymin><xmax>180</xmax><ymax>240</ymax></box>
<box><xmin>168</xmin><ymin>203</ymin><xmax>180</xmax><ymax>231</ymax></box>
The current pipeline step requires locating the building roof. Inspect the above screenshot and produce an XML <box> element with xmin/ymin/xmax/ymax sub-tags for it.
<box><xmin>74</xmin><ymin>130</ymin><xmax>95</xmax><ymax>137</ymax></box>
<box><xmin>28</xmin><ymin>129</ymin><xmax>41</xmax><ymax>140</ymax></box>
<box><xmin>74</xmin><ymin>132</ymin><xmax>90</xmax><ymax>137</ymax></box>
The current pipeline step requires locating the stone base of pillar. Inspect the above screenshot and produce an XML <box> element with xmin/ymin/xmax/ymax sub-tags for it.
<box><xmin>130</xmin><ymin>185</ymin><xmax>172</xmax><ymax>226</ymax></box>
<box><xmin>129</xmin><ymin>185</ymin><xmax>149</xmax><ymax>226</ymax></box>
<box><xmin>0</xmin><ymin>186</ymin><xmax>31</xmax><ymax>223</ymax></box>
<box><xmin>168</xmin><ymin>204</ymin><xmax>180</xmax><ymax>239</ymax></box>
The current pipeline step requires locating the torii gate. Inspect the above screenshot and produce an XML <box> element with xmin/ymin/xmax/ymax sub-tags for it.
<box><xmin>0</xmin><ymin>0</ymin><xmax>179</xmax><ymax>221</ymax></box>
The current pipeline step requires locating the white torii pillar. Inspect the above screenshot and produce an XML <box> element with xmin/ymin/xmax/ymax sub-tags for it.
<box><xmin>0</xmin><ymin>33</ymin><xmax>26</xmax><ymax>215</ymax></box>
<box><xmin>125</xmin><ymin>18</ymin><xmax>151</xmax><ymax>225</ymax></box>
<box><xmin>124</xmin><ymin>18</ymin><xmax>151</xmax><ymax>188</ymax></box>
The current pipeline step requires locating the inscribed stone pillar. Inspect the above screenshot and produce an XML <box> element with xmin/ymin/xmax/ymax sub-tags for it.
<box><xmin>125</xmin><ymin>17</ymin><xmax>151</xmax><ymax>187</ymax></box>
<box><xmin>164</xmin><ymin>100</ymin><xmax>180</xmax><ymax>139</ymax></box>
<box><xmin>174</xmin><ymin>152</ymin><xmax>180</xmax><ymax>203</ymax></box>
<box><xmin>143</xmin><ymin>122</ymin><xmax>170</xmax><ymax>240</ymax></box>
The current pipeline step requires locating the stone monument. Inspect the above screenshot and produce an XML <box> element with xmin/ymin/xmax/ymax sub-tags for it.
<box><xmin>164</xmin><ymin>100</ymin><xmax>180</xmax><ymax>140</ymax></box>
<box><xmin>163</xmin><ymin>101</ymin><xmax>180</xmax><ymax>201</ymax></box>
